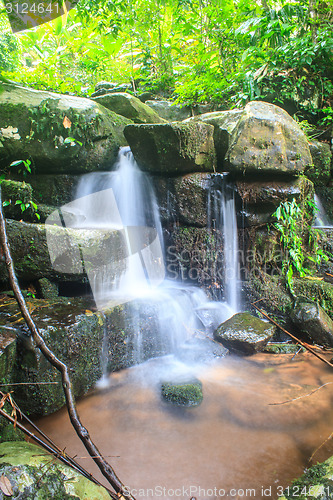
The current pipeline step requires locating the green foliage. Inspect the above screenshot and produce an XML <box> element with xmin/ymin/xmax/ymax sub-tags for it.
<box><xmin>272</xmin><ymin>197</ymin><xmax>330</xmax><ymax>293</ymax></box>
<box><xmin>1</xmin><ymin>160</ymin><xmax>40</xmax><ymax>220</ymax></box>
<box><xmin>0</xmin><ymin>0</ymin><xmax>331</xmax><ymax>124</ymax></box>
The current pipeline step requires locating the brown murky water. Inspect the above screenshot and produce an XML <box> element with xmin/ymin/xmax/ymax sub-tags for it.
<box><xmin>35</xmin><ymin>352</ymin><xmax>333</xmax><ymax>500</ymax></box>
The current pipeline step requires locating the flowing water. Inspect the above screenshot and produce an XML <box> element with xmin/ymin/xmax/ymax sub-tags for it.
<box><xmin>73</xmin><ymin>148</ymin><xmax>237</xmax><ymax>368</ymax></box>
<box><xmin>37</xmin><ymin>150</ymin><xmax>333</xmax><ymax>499</ymax></box>
<box><xmin>208</xmin><ymin>175</ymin><xmax>240</xmax><ymax>311</ymax></box>
<box><xmin>36</xmin><ymin>352</ymin><xmax>333</xmax><ymax>500</ymax></box>
<box><xmin>314</xmin><ymin>194</ymin><xmax>333</xmax><ymax>228</ymax></box>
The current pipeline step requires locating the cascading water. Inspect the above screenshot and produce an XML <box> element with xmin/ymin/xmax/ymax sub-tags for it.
<box><xmin>314</xmin><ymin>193</ymin><xmax>333</xmax><ymax>228</ymax></box>
<box><xmin>73</xmin><ymin>148</ymin><xmax>237</xmax><ymax>369</ymax></box>
<box><xmin>208</xmin><ymin>175</ymin><xmax>240</xmax><ymax>312</ymax></box>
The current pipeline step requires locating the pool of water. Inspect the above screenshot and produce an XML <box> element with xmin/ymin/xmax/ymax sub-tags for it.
<box><xmin>35</xmin><ymin>352</ymin><xmax>333</xmax><ymax>500</ymax></box>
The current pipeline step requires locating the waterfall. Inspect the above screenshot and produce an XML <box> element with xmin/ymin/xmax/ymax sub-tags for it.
<box><xmin>72</xmin><ymin>148</ymin><xmax>235</xmax><ymax>367</ymax></box>
<box><xmin>208</xmin><ymin>175</ymin><xmax>240</xmax><ymax>313</ymax></box>
<box><xmin>314</xmin><ymin>194</ymin><xmax>333</xmax><ymax>228</ymax></box>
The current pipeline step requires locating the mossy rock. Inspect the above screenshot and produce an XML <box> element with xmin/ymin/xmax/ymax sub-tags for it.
<box><xmin>291</xmin><ymin>297</ymin><xmax>333</xmax><ymax>347</ymax></box>
<box><xmin>307</xmin><ymin>139</ymin><xmax>332</xmax><ymax>185</ymax></box>
<box><xmin>93</xmin><ymin>92</ymin><xmax>167</xmax><ymax>124</ymax></box>
<box><xmin>124</xmin><ymin>121</ymin><xmax>217</xmax><ymax>175</ymax></box>
<box><xmin>226</xmin><ymin>101</ymin><xmax>312</xmax><ymax>176</ymax></box>
<box><xmin>263</xmin><ymin>342</ymin><xmax>305</xmax><ymax>354</ymax></box>
<box><xmin>161</xmin><ymin>379</ymin><xmax>203</xmax><ymax>407</ymax></box>
<box><xmin>185</xmin><ymin>109</ymin><xmax>243</xmax><ymax>167</ymax></box>
<box><xmin>293</xmin><ymin>278</ymin><xmax>333</xmax><ymax>319</ymax></box>
<box><xmin>279</xmin><ymin>456</ymin><xmax>333</xmax><ymax>499</ymax></box>
<box><xmin>0</xmin><ymin>82</ymin><xmax>132</xmax><ymax>174</ymax></box>
<box><xmin>214</xmin><ymin>312</ymin><xmax>275</xmax><ymax>355</ymax></box>
<box><xmin>0</xmin><ymin>441</ymin><xmax>113</xmax><ymax>499</ymax></box>
<box><xmin>1</xmin><ymin>179</ymin><xmax>39</xmax><ymax>222</ymax></box>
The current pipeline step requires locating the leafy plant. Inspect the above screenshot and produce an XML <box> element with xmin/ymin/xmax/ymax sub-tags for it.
<box><xmin>272</xmin><ymin>197</ymin><xmax>330</xmax><ymax>293</ymax></box>
<box><xmin>1</xmin><ymin>160</ymin><xmax>40</xmax><ymax>220</ymax></box>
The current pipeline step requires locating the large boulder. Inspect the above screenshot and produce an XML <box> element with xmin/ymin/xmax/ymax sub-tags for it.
<box><xmin>0</xmin><ymin>442</ymin><xmax>113</xmax><ymax>499</ymax></box>
<box><xmin>225</xmin><ymin>101</ymin><xmax>313</xmax><ymax>176</ymax></box>
<box><xmin>146</xmin><ymin>99</ymin><xmax>192</xmax><ymax>121</ymax></box>
<box><xmin>124</xmin><ymin>122</ymin><xmax>217</xmax><ymax>175</ymax></box>
<box><xmin>0</xmin><ymin>83</ymin><xmax>132</xmax><ymax>174</ymax></box>
<box><xmin>0</xmin><ymin>220</ymin><xmax>125</xmax><ymax>284</ymax></box>
<box><xmin>185</xmin><ymin>109</ymin><xmax>243</xmax><ymax>166</ymax></box>
<box><xmin>93</xmin><ymin>92</ymin><xmax>167</xmax><ymax>124</ymax></box>
<box><xmin>214</xmin><ymin>312</ymin><xmax>275</xmax><ymax>354</ymax></box>
<box><xmin>291</xmin><ymin>297</ymin><xmax>333</xmax><ymax>347</ymax></box>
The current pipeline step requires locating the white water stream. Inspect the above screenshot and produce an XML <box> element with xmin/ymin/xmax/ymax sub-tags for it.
<box><xmin>73</xmin><ymin>148</ymin><xmax>239</xmax><ymax>372</ymax></box>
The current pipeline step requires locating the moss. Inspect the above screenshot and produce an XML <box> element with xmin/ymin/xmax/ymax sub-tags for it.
<box><xmin>161</xmin><ymin>380</ymin><xmax>203</xmax><ymax>407</ymax></box>
<box><xmin>293</xmin><ymin>278</ymin><xmax>333</xmax><ymax>318</ymax></box>
<box><xmin>280</xmin><ymin>461</ymin><xmax>333</xmax><ymax>499</ymax></box>
<box><xmin>0</xmin><ymin>442</ymin><xmax>113</xmax><ymax>499</ymax></box>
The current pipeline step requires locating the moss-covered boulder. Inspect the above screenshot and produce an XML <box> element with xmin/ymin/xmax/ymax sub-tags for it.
<box><xmin>124</xmin><ymin>122</ymin><xmax>217</xmax><ymax>175</ymax></box>
<box><xmin>236</xmin><ymin>176</ymin><xmax>314</xmax><ymax>226</ymax></box>
<box><xmin>0</xmin><ymin>220</ymin><xmax>125</xmax><ymax>285</ymax></box>
<box><xmin>0</xmin><ymin>83</ymin><xmax>132</xmax><ymax>174</ymax></box>
<box><xmin>307</xmin><ymin>139</ymin><xmax>332</xmax><ymax>185</ymax></box>
<box><xmin>293</xmin><ymin>278</ymin><xmax>333</xmax><ymax>319</ymax></box>
<box><xmin>1</xmin><ymin>179</ymin><xmax>39</xmax><ymax>222</ymax></box>
<box><xmin>291</xmin><ymin>297</ymin><xmax>333</xmax><ymax>347</ymax></box>
<box><xmin>93</xmin><ymin>92</ymin><xmax>167</xmax><ymax>124</ymax></box>
<box><xmin>279</xmin><ymin>455</ymin><xmax>333</xmax><ymax>499</ymax></box>
<box><xmin>28</xmin><ymin>174</ymin><xmax>78</xmax><ymax>207</ymax></box>
<box><xmin>161</xmin><ymin>379</ymin><xmax>203</xmax><ymax>407</ymax></box>
<box><xmin>0</xmin><ymin>442</ymin><xmax>113</xmax><ymax>499</ymax></box>
<box><xmin>214</xmin><ymin>312</ymin><xmax>275</xmax><ymax>355</ymax></box>
<box><xmin>185</xmin><ymin>109</ymin><xmax>243</xmax><ymax>166</ymax></box>
<box><xmin>10</xmin><ymin>298</ymin><xmax>108</xmax><ymax>416</ymax></box>
<box><xmin>225</xmin><ymin>101</ymin><xmax>313</xmax><ymax>176</ymax></box>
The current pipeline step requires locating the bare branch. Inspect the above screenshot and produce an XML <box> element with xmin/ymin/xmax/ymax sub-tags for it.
<box><xmin>0</xmin><ymin>186</ymin><xmax>136</xmax><ymax>500</ymax></box>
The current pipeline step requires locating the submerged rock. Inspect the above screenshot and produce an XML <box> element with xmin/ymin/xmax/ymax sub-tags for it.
<box><xmin>124</xmin><ymin>122</ymin><xmax>217</xmax><ymax>175</ymax></box>
<box><xmin>0</xmin><ymin>442</ymin><xmax>113</xmax><ymax>499</ymax></box>
<box><xmin>279</xmin><ymin>455</ymin><xmax>333</xmax><ymax>499</ymax></box>
<box><xmin>93</xmin><ymin>93</ymin><xmax>166</xmax><ymax>124</ymax></box>
<box><xmin>176</xmin><ymin>337</ymin><xmax>229</xmax><ymax>364</ymax></box>
<box><xmin>291</xmin><ymin>297</ymin><xmax>333</xmax><ymax>347</ymax></box>
<box><xmin>226</xmin><ymin>101</ymin><xmax>312</xmax><ymax>176</ymax></box>
<box><xmin>161</xmin><ymin>379</ymin><xmax>203</xmax><ymax>407</ymax></box>
<box><xmin>0</xmin><ymin>82</ymin><xmax>131</xmax><ymax>174</ymax></box>
<box><xmin>214</xmin><ymin>312</ymin><xmax>275</xmax><ymax>355</ymax></box>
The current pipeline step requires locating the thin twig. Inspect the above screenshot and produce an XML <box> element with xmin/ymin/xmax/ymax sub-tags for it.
<box><xmin>251</xmin><ymin>303</ymin><xmax>333</xmax><ymax>369</ymax></box>
<box><xmin>0</xmin><ymin>187</ymin><xmax>135</xmax><ymax>500</ymax></box>
<box><xmin>309</xmin><ymin>431</ymin><xmax>333</xmax><ymax>463</ymax></box>
<box><xmin>269</xmin><ymin>382</ymin><xmax>333</xmax><ymax>406</ymax></box>
<box><xmin>0</xmin><ymin>382</ymin><xmax>59</xmax><ymax>386</ymax></box>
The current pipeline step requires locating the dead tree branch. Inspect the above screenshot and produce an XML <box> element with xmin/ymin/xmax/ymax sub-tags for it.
<box><xmin>0</xmin><ymin>187</ymin><xmax>136</xmax><ymax>500</ymax></box>
<box><xmin>251</xmin><ymin>303</ymin><xmax>333</xmax><ymax>369</ymax></box>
